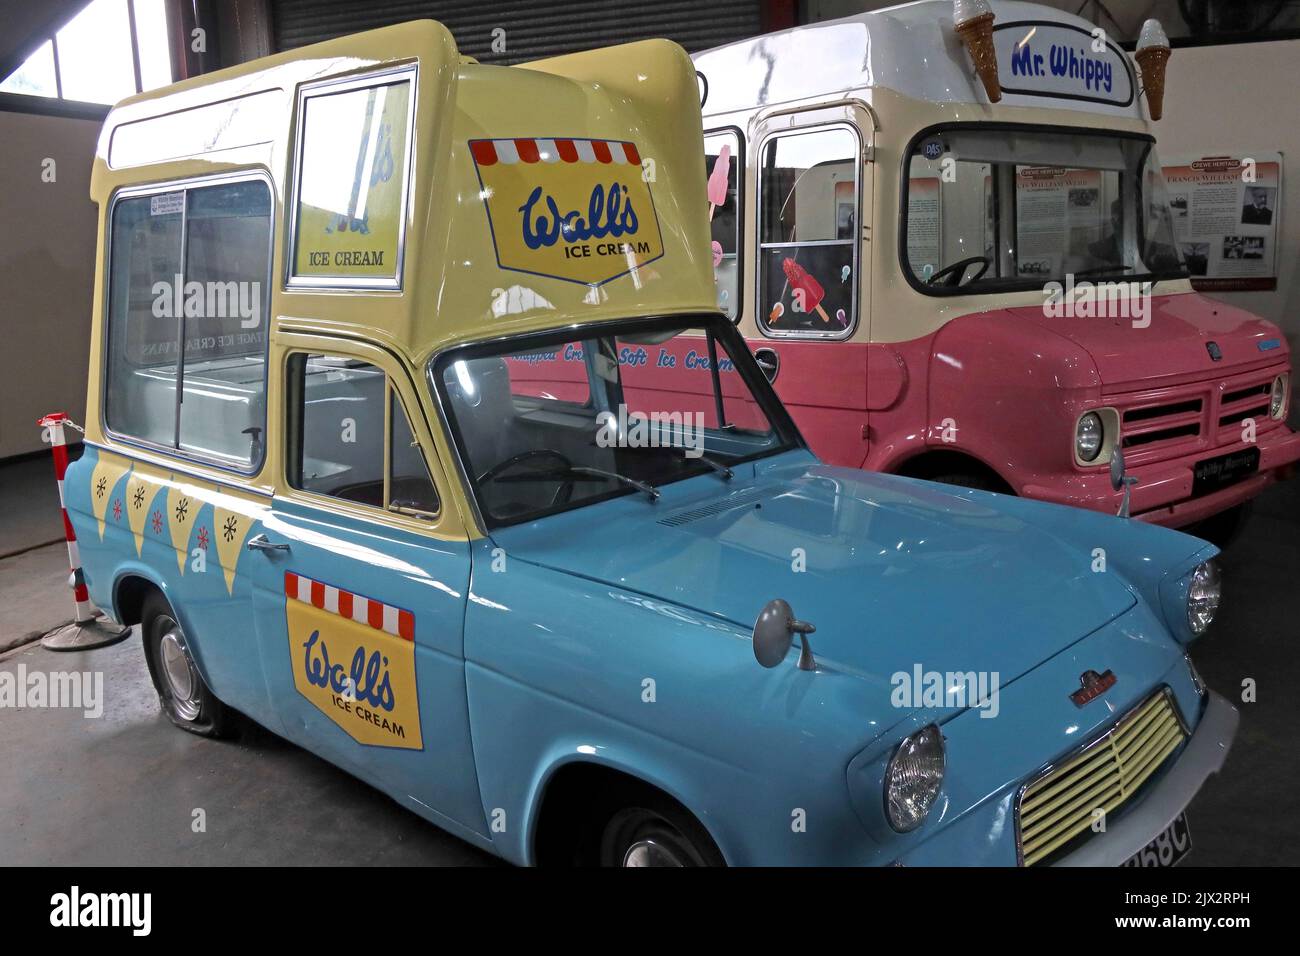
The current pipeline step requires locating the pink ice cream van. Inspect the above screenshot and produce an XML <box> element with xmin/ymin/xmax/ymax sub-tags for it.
<box><xmin>693</xmin><ymin>0</ymin><xmax>1298</xmax><ymax>533</ymax></box>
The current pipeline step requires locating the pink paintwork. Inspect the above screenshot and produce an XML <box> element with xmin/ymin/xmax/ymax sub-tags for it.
<box><xmin>751</xmin><ymin>291</ymin><xmax>1300</xmax><ymax>528</ymax></box>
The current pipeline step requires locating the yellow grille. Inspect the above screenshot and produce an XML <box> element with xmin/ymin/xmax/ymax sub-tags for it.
<box><xmin>1018</xmin><ymin>690</ymin><xmax>1187</xmax><ymax>866</ymax></box>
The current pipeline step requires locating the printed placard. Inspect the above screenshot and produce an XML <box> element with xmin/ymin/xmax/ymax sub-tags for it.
<box><xmin>470</xmin><ymin>137</ymin><xmax>665</xmax><ymax>286</ymax></box>
<box><xmin>993</xmin><ymin>21</ymin><xmax>1135</xmax><ymax>107</ymax></box>
<box><xmin>1162</xmin><ymin>152</ymin><xmax>1282</xmax><ymax>292</ymax></box>
<box><xmin>285</xmin><ymin>573</ymin><xmax>422</xmax><ymax>750</ymax></box>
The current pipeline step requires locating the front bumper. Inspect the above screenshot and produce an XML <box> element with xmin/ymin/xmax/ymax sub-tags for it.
<box><xmin>1053</xmin><ymin>690</ymin><xmax>1238</xmax><ymax>866</ymax></box>
<box><xmin>1025</xmin><ymin>424</ymin><xmax>1300</xmax><ymax>528</ymax></box>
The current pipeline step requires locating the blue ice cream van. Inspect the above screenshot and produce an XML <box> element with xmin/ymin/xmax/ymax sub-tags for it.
<box><xmin>64</xmin><ymin>22</ymin><xmax>1235</xmax><ymax>866</ymax></box>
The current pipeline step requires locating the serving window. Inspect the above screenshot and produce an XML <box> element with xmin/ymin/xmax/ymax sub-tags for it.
<box><xmin>288</xmin><ymin>67</ymin><xmax>415</xmax><ymax>289</ymax></box>
<box><xmin>704</xmin><ymin>129</ymin><xmax>743</xmax><ymax>321</ymax></box>
<box><xmin>757</xmin><ymin>126</ymin><xmax>859</xmax><ymax>338</ymax></box>
<box><xmin>104</xmin><ymin>176</ymin><xmax>272</xmax><ymax>470</ymax></box>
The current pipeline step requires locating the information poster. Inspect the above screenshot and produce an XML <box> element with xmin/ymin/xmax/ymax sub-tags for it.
<box><xmin>1161</xmin><ymin>152</ymin><xmax>1282</xmax><ymax>291</ymax></box>
<box><xmin>907</xmin><ymin>177</ymin><xmax>941</xmax><ymax>279</ymax></box>
<box><xmin>1014</xmin><ymin>167</ymin><xmax>1105</xmax><ymax>277</ymax></box>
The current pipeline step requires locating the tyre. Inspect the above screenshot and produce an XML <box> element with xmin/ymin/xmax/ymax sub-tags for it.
<box><xmin>929</xmin><ymin>471</ymin><xmax>1005</xmax><ymax>493</ymax></box>
<box><xmin>140</xmin><ymin>591</ymin><xmax>233</xmax><ymax>738</ymax></box>
<box><xmin>594</xmin><ymin>791</ymin><xmax>725</xmax><ymax>867</ymax></box>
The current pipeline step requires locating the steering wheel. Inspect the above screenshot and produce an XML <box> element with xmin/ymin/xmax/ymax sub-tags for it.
<box><xmin>927</xmin><ymin>256</ymin><xmax>990</xmax><ymax>288</ymax></box>
<box><xmin>477</xmin><ymin>449</ymin><xmax>577</xmax><ymax>508</ymax></box>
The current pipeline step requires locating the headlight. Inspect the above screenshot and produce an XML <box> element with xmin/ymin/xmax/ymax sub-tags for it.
<box><xmin>1076</xmin><ymin>412</ymin><xmax>1103</xmax><ymax>463</ymax></box>
<box><xmin>1187</xmin><ymin>560</ymin><xmax>1221</xmax><ymax>636</ymax></box>
<box><xmin>884</xmin><ymin>724</ymin><xmax>945</xmax><ymax>832</ymax></box>
<box><xmin>1270</xmin><ymin>374</ymin><xmax>1289</xmax><ymax>420</ymax></box>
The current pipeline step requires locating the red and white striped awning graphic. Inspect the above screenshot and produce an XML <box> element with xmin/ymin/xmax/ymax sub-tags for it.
<box><xmin>469</xmin><ymin>137</ymin><xmax>641</xmax><ymax>167</ymax></box>
<box><xmin>284</xmin><ymin>571</ymin><xmax>414</xmax><ymax>641</ymax></box>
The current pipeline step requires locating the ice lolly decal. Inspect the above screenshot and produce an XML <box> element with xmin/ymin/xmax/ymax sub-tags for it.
<box><xmin>707</xmin><ymin>144</ymin><xmax>731</xmax><ymax>222</ymax></box>
<box><xmin>782</xmin><ymin>257</ymin><xmax>832</xmax><ymax>323</ymax></box>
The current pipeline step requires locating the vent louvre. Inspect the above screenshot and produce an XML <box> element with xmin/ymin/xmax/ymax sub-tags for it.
<box><xmin>657</xmin><ymin>488</ymin><xmax>770</xmax><ymax>527</ymax></box>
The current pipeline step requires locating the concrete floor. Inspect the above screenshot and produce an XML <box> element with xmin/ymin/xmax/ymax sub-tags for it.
<box><xmin>0</xmin><ymin>466</ymin><xmax>1296</xmax><ymax>865</ymax></box>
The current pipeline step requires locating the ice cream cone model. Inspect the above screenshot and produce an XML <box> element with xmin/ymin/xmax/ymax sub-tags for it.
<box><xmin>782</xmin><ymin>257</ymin><xmax>831</xmax><ymax>323</ymax></box>
<box><xmin>1136</xmin><ymin>19</ymin><xmax>1171</xmax><ymax>121</ymax></box>
<box><xmin>707</xmin><ymin>144</ymin><xmax>731</xmax><ymax>221</ymax></box>
<box><xmin>952</xmin><ymin>0</ymin><xmax>1001</xmax><ymax>103</ymax></box>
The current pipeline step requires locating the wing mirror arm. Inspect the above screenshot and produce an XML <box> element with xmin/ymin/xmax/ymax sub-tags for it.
<box><xmin>753</xmin><ymin>599</ymin><xmax>817</xmax><ymax>671</ymax></box>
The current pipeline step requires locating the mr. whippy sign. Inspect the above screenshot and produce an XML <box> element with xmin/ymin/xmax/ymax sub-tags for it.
<box><xmin>284</xmin><ymin>571</ymin><xmax>422</xmax><ymax>750</ymax></box>
<box><xmin>470</xmin><ymin>137</ymin><xmax>664</xmax><ymax>286</ymax></box>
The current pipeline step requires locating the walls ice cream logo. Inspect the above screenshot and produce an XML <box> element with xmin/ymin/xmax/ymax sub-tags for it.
<box><xmin>470</xmin><ymin>137</ymin><xmax>664</xmax><ymax>286</ymax></box>
<box><xmin>284</xmin><ymin>572</ymin><xmax>422</xmax><ymax>750</ymax></box>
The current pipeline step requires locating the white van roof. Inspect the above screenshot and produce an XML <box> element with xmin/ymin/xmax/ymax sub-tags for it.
<box><xmin>694</xmin><ymin>0</ymin><xmax>1145</xmax><ymax>122</ymax></box>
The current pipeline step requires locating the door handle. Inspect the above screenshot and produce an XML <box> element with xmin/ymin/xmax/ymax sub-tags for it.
<box><xmin>246</xmin><ymin>533</ymin><xmax>290</xmax><ymax>553</ymax></box>
<box><xmin>753</xmin><ymin>347</ymin><xmax>780</xmax><ymax>383</ymax></box>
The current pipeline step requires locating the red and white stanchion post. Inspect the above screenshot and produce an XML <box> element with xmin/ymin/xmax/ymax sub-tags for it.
<box><xmin>38</xmin><ymin>412</ymin><xmax>130</xmax><ymax>651</ymax></box>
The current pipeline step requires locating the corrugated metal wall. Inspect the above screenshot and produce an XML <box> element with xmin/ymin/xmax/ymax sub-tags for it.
<box><xmin>271</xmin><ymin>0</ymin><xmax>765</xmax><ymax>62</ymax></box>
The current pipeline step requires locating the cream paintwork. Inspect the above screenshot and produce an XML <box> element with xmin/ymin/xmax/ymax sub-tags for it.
<box><xmin>84</xmin><ymin>21</ymin><xmax>716</xmax><ymax>545</ymax></box>
<box><xmin>705</xmin><ymin>82</ymin><xmax>1192</xmax><ymax>347</ymax></box>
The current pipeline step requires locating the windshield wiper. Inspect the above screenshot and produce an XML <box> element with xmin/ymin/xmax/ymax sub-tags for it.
<box><xmin>568</xmin><ymin>466</ymin><xmax>660</xmax><ymax>501</ymax></box>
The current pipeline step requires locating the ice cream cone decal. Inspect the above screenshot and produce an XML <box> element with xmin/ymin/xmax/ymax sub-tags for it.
<box><xmin>707</xmin><ymin>144</ymin><xmax>731</xmax><ymax>222</ymax></box>
<box><xmin>782</xmin><ymin>257</ymin><xmax>831</xmax><ymax>323</ymax></box>
<box><xmin>89</xmin><ymin>451</ymin><xmax>132</xmax><ymax>540</ymax></box>
<box><xmin>1136</xmin><ymin>19</ymin><xmax>1171</xmax><ymax>121</ymax></box>
<box><xmin>953</xmin><ymin>0</ymin><xmax>1001</xmax><ymax>103</ymax></box>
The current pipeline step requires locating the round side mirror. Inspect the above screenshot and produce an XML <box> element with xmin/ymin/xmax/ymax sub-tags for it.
<box><xmin>753</xmin><ymin>599</ymin><xmax>795</xmax><ymax>668</ymax></box>
<box><xmin>1109</xmin><ymin>446</ymin><xmax>1126</xmax><ymax>492</ymax></box>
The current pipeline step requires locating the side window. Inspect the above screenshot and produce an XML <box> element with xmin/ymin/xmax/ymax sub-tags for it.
<box><xmin>758</xmin><ymin>127</ymin><xmax>859</xmax><ymax>337</ymax></box>
<box><xmin>289</xmin><ymin>353</ymin><xmax>437</xmax><ymax>518</ymax></box>
<box><xmin>289</xmin><ymin>69</ymin><xmax>413</xmax><ymax>289</ymax></box>
<box><xmin>105</xmin><ymin>178</ymin><xmax>271</xmax><ymax>468</ymax></box>
<box><xmin>704</xmin><ymin>129</ymin><xmax>743</xmax><ymax>320</ymax></box>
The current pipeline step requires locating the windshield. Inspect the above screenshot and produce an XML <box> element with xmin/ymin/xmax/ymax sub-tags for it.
<box><xmin>432</xmin><ymin>316</ymin><xmax>801</xmax><ymax>528</ymax></box>
<box><xmin>902</xmin><ymin>126</ymin><xmax>1188</xmax><ymax>293</ymax></box>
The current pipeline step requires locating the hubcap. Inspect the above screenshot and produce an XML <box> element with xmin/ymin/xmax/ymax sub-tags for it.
<box><xmin>622</xmin><ymin>838</ymin><xmax>685</xmax><ymax>867</ymax></box>
<box><xmin>158</xmin><ymin>623</ymin><xmax>200</xmax><ymax>721</ymax></box>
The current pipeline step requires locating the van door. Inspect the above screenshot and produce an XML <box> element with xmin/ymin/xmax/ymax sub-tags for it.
<box><xmin>247</xmin><ymin>335</ymin><xmax>485</xmax><ymax>837</ymax></box>
<box><xmin>732</xmin><ymin>107</ymin><xmax>873</xmax><ymax>467</ymax></box>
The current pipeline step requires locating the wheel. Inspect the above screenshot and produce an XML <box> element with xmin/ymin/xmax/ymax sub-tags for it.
<box><xmin>1186</xmin><ymin>502</ymin><xmax>1253</xmax><ymax>550</ymax></box>
<box><xmin>140</xmin><ymin>591</ymin><xmax>233</xmax><ymax>738</ymax></box>
<box><xmin>595</xmin><ymin>792</ymin><xmax>725</xmax><ymax>867</ymax></box>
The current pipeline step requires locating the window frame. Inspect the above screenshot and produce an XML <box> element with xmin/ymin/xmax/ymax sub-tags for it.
<box><xmin>896</xmin><ymin>121</ymin><xmax>1187</xmax><ymax>298</ymax></box>
<box><xmin>755</xmin><ymin>121</ymin><xmax>863</xmax><ymax>342</ymax></box>
<box><xmin>703</xmin><ymin>125</ymin><xmax>746</xmax><ymax>323</ymax></box>
<box><xmin>284</xmin><ymin>348</ymin><xmax>442</xmax><ymax>525</ymax></box>
<box><xmin>285</xmin><ymin>64</ymin><xmax>418</xmax><ymax>292</ymax></box>
<box><xmin>101</xmin><ymin>169</ymin><xmax>275</xmax><ymax>476</ymax></box>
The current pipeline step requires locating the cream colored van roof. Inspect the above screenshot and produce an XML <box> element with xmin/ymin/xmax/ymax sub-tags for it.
<box><xmin>695</xmin><ymin>0</ymin><xmax>1146</xmax><ymax>122</ymax></box>
<box><xmin>90</xmin><ymin>21</ymin><xmax>716</xmax><ymax>363</ymax></box>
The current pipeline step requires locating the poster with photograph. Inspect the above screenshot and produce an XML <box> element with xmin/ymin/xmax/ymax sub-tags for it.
<box><xmin>1014</xmin><ymin>167</ymin><xmax>1107</xmax><ymax>277</ymax></box>
<box><xmin>1161</xmin><ymin>152</ymin><xmax>1282</xmax><ymax>291</ymax></box>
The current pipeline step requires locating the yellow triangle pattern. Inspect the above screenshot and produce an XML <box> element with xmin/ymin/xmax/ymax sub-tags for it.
<box><xmin>165</xmin><ymin>478</ymin><xmax>204</xmax><ymax>574</ymax></box>
<box><xmin>123</xmin><ymin>465</ymin><xmax>169</xmax><ymax>556</ymax></box>
<box><xmin>89</xmin><ymin>453</ymin><xmax>133</xmax><ymax>539</ymax></box>
<box><xmin>212</xmin><ymin>501</ymin><xmax>254</xmax><ymax>594</ymax></box>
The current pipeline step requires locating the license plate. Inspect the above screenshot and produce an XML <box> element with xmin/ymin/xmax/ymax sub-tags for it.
<box><xmin>1122</xmin><ymin>813</ymin><xmax>1192</xmax><ymax>867</ymax></box>
<box><xmin>1192</xmin><ymin>447</ymin><xmax>1260</xmax><ymax>495</ymax></box>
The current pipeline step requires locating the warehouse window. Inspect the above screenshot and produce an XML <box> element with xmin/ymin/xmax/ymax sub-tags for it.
<box><xmin>289</xmin><ymin>68</ymin><xmax>415</xmax><ymax>290</ymax></box>
<box><xmin>0</xmin><ymin>0</ymin><xmax>173</xmax><ymax>106</ymax></box>
<box><xmin>104</xmin><ymin>176</ymin><xmax>273</xmax><ymax>471</ymax></box>
<box><xmin>757</xmin><ymin>126</ymin><xmax>859</xmax><ymax>339</ymax></box>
